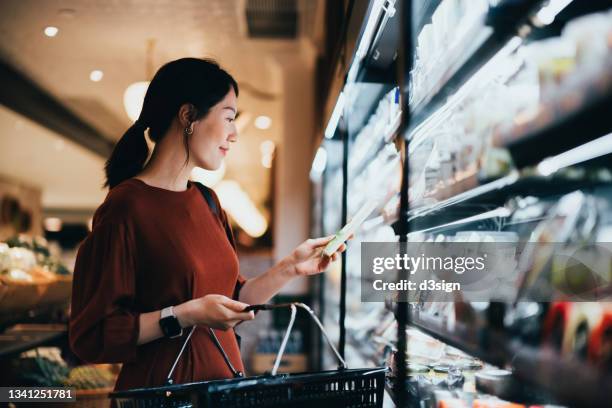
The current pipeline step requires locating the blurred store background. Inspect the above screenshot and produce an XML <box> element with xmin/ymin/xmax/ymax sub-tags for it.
<box><xmin>1</xmin><ymin>0</ymin><xmax>612</xmax><ymax>407</ymax></box>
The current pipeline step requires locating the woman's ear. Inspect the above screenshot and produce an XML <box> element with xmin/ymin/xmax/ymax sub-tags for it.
<box><xmin>178</xmin><ymin>103</ymin><xmax>196</xmax><ymax>128</ymax></box>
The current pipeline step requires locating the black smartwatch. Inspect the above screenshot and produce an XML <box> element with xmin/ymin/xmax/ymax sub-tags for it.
<box><xmin>159</xmin><ymin>306</ymin><xmax>184</xmax><ymax>338</ymax></box>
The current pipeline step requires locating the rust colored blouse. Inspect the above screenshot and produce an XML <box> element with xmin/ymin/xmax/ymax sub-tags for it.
<box><xmin>69</xmin><ymin>178</ymin><xmax>246</xmax><ymax>391</ymax></box>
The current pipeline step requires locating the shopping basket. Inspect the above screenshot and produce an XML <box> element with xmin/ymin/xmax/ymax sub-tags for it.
<box><xmin>111</xmin><ymin>302</ymin><xmax>388</xmax><ymax>408</ymax></box>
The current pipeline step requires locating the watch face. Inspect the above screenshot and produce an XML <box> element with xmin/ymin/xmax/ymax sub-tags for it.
<box><xmin>160</xmin><ymin>316</ymin><xmax>182</xmax><ymax>338</ymax></box>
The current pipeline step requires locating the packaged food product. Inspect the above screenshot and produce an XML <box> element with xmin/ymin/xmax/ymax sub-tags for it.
<box><xmin>473</xmin><ymin>398</ymin><xmax>525</xmax><ymax>408</ymax></box>
<box><xmin>475</xmin><ymin>369</ymin><xmax>518</xmax><ymax>400</ymax></box>
<box><xmin>561</xmin><ymin>303</ymin><xmax>602</xmax><ymax>357</ymax></box>
<box><xmin>542</xmin><ymin>301</ymin><xmax>572</xmax><ymax>350</ymax></box>
<box><xmin>588</xmin><ymin>309</ymin><xmax>612</xmax><ymax>368</ymax></box>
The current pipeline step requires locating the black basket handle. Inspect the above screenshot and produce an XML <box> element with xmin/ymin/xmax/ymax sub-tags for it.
<box><xmin>166</xmin><ymin>327</ymin><xmax>243</xmax><ymax>385</ymax></box>
<box><xmin>166</xmin><ymin>302</ymin><xmax>346</xmax><ymax>384</ymax></box>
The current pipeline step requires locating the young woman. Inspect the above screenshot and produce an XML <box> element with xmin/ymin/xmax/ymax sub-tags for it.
<box><xmin>69</xmin><ymin>58</ymin><xmax>345</xmax><ymax>391</ymax></box>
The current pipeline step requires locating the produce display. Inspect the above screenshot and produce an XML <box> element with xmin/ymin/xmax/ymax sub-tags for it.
<box><xmin>64</xmin><ymin>365</ymin><xmax>117</xmax><ymax>389</ymax></box>
<box><xmin>12</xmin><ymin>355</ymin><xmax>70</xmax><ymax>387</ymax></box>
<box><xmin>0</xmin><ymin>234</ymin><xmax>72</xmax><ymax>313</ymax></box>
<box><xmin>1</xmin><ymin>234</ymin><xmax>71</xmax><ymax>279</ymax></box>
<box><xmin>11</xmin><ymin>349</ymin><xmax>116</xmax><ymax>390</ymax></box>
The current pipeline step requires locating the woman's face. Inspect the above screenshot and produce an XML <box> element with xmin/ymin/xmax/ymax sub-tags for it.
<box><xmin>189</xmin><ymin>88</ymin><xmax>238</xmax><ymax>170</ymax></box>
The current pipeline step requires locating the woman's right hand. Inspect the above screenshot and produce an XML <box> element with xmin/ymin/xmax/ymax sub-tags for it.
<box><xmin>175</xmin><ymin>294</ymin><xmax>255</xmax><ymax>330</ymax></box>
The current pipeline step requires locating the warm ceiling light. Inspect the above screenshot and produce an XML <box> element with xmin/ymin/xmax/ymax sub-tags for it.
<box><xmin>125</xmin><ymin>39</ymin><xmax>156</xmax><ymax>122</ymax></box>
<box><xmin>191</xmin><ymin>162</ymin><xmax>226</xmax><ymax>187</ymax></box>
<box><xmin>259</xmin><ymin>140</ymin><xmax>275</xmax><ymax>155</ymax></box>
<box><xmin>214</xmin><ymin>180</ymin><xmax>267</xmax><ymax>238</ymax></box>
<box><xmin>89</xmin><ymin>70</ymin><xmax>104</xmax><ymax>82</ymax></box>
<box><xmin>44</xmin><ymin>217</ymin><xmax>62</xmax><ymax>232</ymax></box>
<box><xmin>261</xmin><ymin>154</ymin><xmax>273</xmax><ymax>168</ymax></box>
<box><xmin>254</xmin><ymin>115</ymin><xmax>272</xmax><ymax>130</ymax></box>
<box><xmin>44</xmin><ymin>26</ymin><xmax>59</xmax><ymax>37</ymax></box>
<box><xmin>123</xmin><ymin>81</ymin><xmax>149</xmax><ymax>122</ymax></box>
<box><xmin>260</xmin><ymin>140</ymin><xmax>275</xmax><ymax>168</ymax></box>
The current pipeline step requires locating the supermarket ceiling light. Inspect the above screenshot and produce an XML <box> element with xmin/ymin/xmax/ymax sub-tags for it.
<box><xmin>125</xmin><ymin>39</ymin><xmax>155</xmax><ymax>122</ymax></box>
<box><xmin>260</xmin><ymin>140</ymin><xmax>275</xmax><ymax>168</ymax></box>
<box><xmin>535</xmin><ymin>0</ymin><xmax>573</xmax><ymax>25</ymax></box>
<box><xmin>123</xmin><ymin>81</ymin><xmax>149</xmax><ymax>122</ymax></box>
<box><xmin>259</xmin><ymin>140</ymin><xmax>275</xmax><ymax>155</ymax></box>
<box><xmin>215</xmin><ymin>180</ymin><xmax>268</xmax><ymax>238</ymax></box>
<box><xmin>537</xmin><ymin>133</ymin><xmax>612</xmax><ymax>176</ymax></box>
<box><xmin>324</xmin><ymin>92</ymin><xmax>345</xmax><ymax>139</ymax></box>
<box><xmin>254</xmin><ymin>115</ymin><xmax>272</xmax><ymax>130</ymax></box>
<box><xmin>261</xmin><ymin>155</ymin><xmax>273</xmax><ymax>168</ymax></box>
<box><xmin>44</xmin><ymin>26</ymin><xmax>58</xmax><ymax>37</ymax></box>
<box><xmin>191</xmin><ymin>162</ymin><xmax>226</xmax><ymax>187</ymax></box>
<box><xmin>44</xmin><ymin>217</ymin><xmax>62</xmax><ymax>232</ymax></box>
<box><xmin>89</xmin><ymin>70</ymin><xmax>104</xmax><ymax>82</ymax></box>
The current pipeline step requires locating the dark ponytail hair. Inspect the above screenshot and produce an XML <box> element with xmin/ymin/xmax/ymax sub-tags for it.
<box><xmin>104</xmin><ymin>58</ymin><xmax>239</xmax><ymax>188</ymax></box>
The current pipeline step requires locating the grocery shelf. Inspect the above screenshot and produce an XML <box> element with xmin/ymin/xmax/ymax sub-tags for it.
<box><xmin>317</xmin><ymin>2</ymin><xmax>612</xmax><ymax>407</ymax></box>
<box><xmin>412</xmin><ymin>0</ymin><xmax>442</xmax><ymax>36</ymax></box>
<box><xmin>346</xmin><ymin>330</ymin><xmax>384</xmax><ymax>368</ymax></box>
<box><xmin>493</xmin><ymin>58</ymin><xmax>612</xmax><ymax>168</ymax></box>
<box><xmin>347</xmin><ymin>83</ymin><xmax>393</xmax><ymax>139</ymax></box>
<box><xmin>398</xmin><ymin>154</ymin><xmax>612</xmax><ymax>233</ymax></box>
<box><xmin>408</xmin><ymin>23</ymin><xmax>494</xmax><ymax>124</ymax></box>
<box><xmin>409</xmin><ymin>310</ymin><xmax>612</xmax><ymax>407</ymax></box>
<box><xmin>350</xmin><ymin>113</ymin><xmax>401</xmax><ymax>180</ymax></box>
<box><xmin>407</xmin><ymin>173</ymin><xmax>519</xmax><ymax>222</ymax></box>
<box><xmin>408</xmin><ymin>0</ymin><xmax>545</xmax><ymax>131</ymax></box>
<box><xmin>352</xmin><ymin>0</ymin><xmax>400</xmax><ymax>84</ymax></box>
<box><xmin>384</xmin><ymin>377</ymin><xmax>400</xmax><ymax>407</ymax></box>
<box><xmin>0</xmin><ymin>324</ymin><xmax>67</xmax><ymax>360</ymax></box>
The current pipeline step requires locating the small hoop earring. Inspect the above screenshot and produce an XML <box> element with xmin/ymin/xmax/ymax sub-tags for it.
<box><xmin>185</xmin><ymin>126</ymin><xmax>193</xmax><ymax>135</ymax></box>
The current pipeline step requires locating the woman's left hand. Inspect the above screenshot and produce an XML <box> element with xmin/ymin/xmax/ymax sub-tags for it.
<box><xmin>288</xmin><ymin>236</ymin><xmax>348</xmax><ymax>277</ymax></box>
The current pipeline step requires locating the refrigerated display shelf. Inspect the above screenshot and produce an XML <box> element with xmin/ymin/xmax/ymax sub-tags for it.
<box><xmin>407</xmin><ymin>173</ymin><xmax>519</xmax><ymax>222</ymax></box>
<box><xmin>397</xmin><ymin>160</ymin><xmax>612</xmax><ymax>233</ymax></box>
<box><xmin>347</xmin><ymin>84</ymin><xmax>393</xmax><ymax>141</ymax></box>
<box><xmin>346</xmin><ymin>331</ymin><xmax>385</xmax><ymax>368</ymax></box>
<box><xmin>350</xmin><ymin>114</ymin><xmax>401</xmax><ymax>180</ymax></box>
<box><xmin>384</xmin><ymin>377</ymin><xmax>399</xmax><ymax>407</ymax></box>
<box><xmin>408</xmin><ymin>0</ymin><xmax>546</xmax><ymax>131</ymax></box>
<box><xmin>408</xmin><ymin>310</ymin><xmax>612</xmax><ymax>407</ymax></box>
<box><xmin>408</xmin><ymin>19</ymin><xmax>493</xmax><ymax>121</ymax></box>
<box><xmin>318</xmin><ymin>0</ymin><xmax>612</xmax><ymax>406</ymax></box>
<box><xmin>493</xmin><ymin>58</ymin><xmax>612</xmax><ymax>169</ymax></box>
<box><xmin>353</xmin><ymin>0</ymin><xmax>400</xmax><ymax>84</ymax></box>
<box><xmin>413</xmin><ymin>0</ymin><xmax>441</xmax><ymax>36</ymax></box>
